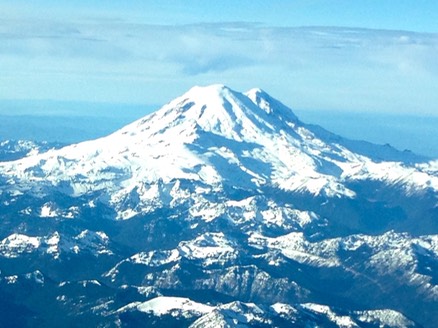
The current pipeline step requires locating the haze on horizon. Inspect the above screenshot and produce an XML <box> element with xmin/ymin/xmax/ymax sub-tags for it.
<box><xmin>1</xmin><ymin>0</ymin><xmax>437</xmax><ymax>117</ymax></box>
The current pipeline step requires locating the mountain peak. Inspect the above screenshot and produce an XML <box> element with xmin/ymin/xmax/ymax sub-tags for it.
<box><xmin>186</xmin><ymin>83</ymin><xmax>232</xmax><ymax>94</ymax></box>
<box><xmin>2</xmin><ymin>84</ymin><xmax>435</xmax><ymax>212</ymax></box>
<box><xmin>141</xmin><ymin>84</ymin><xmax>299</xmax><ymax>143</ymax></box>
<box><xmin>179</xmin><ymin>84</ymin><xmax>237</xmax><ymax>107</ymax></box>
<box><xmin>245</xmin><ymin>87</ymin><xmax>268</xmax><ymax>97</ymax></box>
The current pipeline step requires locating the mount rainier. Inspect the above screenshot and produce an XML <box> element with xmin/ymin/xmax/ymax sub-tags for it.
<box><xmin>0</xmin><ymin>85</ymin><xmax>437</xmax><ymax>327</ymax></box>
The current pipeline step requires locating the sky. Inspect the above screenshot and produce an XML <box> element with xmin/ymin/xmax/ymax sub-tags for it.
<box><xmin>1</xmin><ymin>1</ymin><xmax>438</xmax><ymax>116</ymax></box>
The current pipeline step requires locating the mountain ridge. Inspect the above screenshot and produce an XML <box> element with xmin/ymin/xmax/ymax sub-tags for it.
<box><xmin>0</xmin><ymin>84</ymin><xmax>437</xmax><ymax>327</ymax></box>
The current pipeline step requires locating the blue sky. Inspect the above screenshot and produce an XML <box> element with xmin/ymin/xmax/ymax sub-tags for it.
<box><xmin>1</xmin><ymin>1</ymin><xmax>438</xmax><ymax>115</ymax></box>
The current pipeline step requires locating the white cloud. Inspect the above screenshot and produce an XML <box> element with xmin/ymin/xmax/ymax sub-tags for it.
<box><xmin>0</xmin><ymin>18</ymin><xmax>437</xmax><ymax>115</ymax></box>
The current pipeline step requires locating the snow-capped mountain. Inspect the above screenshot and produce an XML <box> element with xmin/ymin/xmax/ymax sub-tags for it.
<box><xmin>0</xmin><ymin>85</ymin><xmax>437</xmax><ymax>327</ymax></box>
<box><xmin>1</xmin><ymin>85</ymin><xmax>436</xmax><ymax>224</ymax></box>
<box><xmin>1</xmin><ymin>85</ymin><xmax>436</xmax><ymax>203</ymax></box>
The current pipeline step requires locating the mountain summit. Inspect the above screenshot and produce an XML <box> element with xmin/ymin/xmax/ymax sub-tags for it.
<box><xmin>118</xmin><ymin>83</ymin><xmax>299</xmax><ymax>144</ymax></box>
<box><xmin>0</xmin><ymin>85</ymin><xmax>437</xmax><ymax>327</ymax></box>
<box><xmin>1</xmin><ymin>85</ymin><xmax>436</xmax><ymax>215</ymax></box>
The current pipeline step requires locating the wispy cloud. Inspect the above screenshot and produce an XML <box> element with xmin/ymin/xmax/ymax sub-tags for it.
<box><xmin>1</xmin><ymin>18</ymin><xmax>437</xmax><ymax>114</ymax></box>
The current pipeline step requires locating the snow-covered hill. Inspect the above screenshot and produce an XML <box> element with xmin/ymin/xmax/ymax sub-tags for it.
<box><xmin>0</xmin><ymin>85</ymin><xmax>436</xmax><ymax>327</ymax></box>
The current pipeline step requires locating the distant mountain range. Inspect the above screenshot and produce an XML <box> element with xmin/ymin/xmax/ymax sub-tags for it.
<box><xmin>0</xmin><ymin>85</ymin><xmax>436</xmax><ymax>327</ymax></box>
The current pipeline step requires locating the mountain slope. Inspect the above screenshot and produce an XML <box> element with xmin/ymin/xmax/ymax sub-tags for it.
<box><xmin>1</xmin><ymin>85</ymin><xmax>436</xmax><ymax>219</ymax></box>
<box><xmin>0</xmin><ymin>85</ymin><xmax>437</xmax><ymax>327</ymax></box>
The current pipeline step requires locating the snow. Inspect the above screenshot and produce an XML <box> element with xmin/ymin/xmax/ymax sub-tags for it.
<box><xmin>40</xmin><ymin>203</ymin><xmax>58</xmax><ymax>218</ymax></box>
<box><xmin>0</xmin><ymin>230</ymin><xmax>112</xmax><ymax>260</ymax></box>
<box><xmin>80</xmin><ymin>280</ymin><xmax>101</xmax><ymax>287</ymax></box>
<box><xmin>249</xmin><ymin>230</ymin><xmax>438</xmax><ymax>300</ymax></box>
<box><xmin>0</xmin><ymin>84</ymin><xmax>436</xmax><ymax>222</ymax></box>
<box><xmin>189</xmin><ymin>199</ymin><xmax>225</xmax><ymax>222</ymax></box>
<box><xmin>301</xmin><ymin>303</ymin><xmax>360</xmax><ymax>327</ymax></box>
<box><xmin>177</xmin><ymin>232</ymin><xmax>238</xmax><ymax>265</ymax></box>
<box><xmin>130</xmin><ymin>249</ymin><xmax>180</xmax><ymax>267</ymax></box>
<box><xmin>135</xmin><ymin>296</ymin><xmax>214</xmax><ymax>317</ymax></box>
<box><xmin>26</xmin><ymin>270</ymin><xmax>45</xmax><ymax>284</ymax></box>
<box><xmin>5</xmin><ymin>275</ymin><xmax>18</xmax><ymax>284</ymax></box>
<box><xmin>249</xmin><ymin>232</ymin><xmax>341</xmax><ymax>268</ymax></box>
<box><xmin>73</xmin><ymin>230</ymin><xmax>112</xmax><ymax>256</ymax></box>
<box><xmin>0</xmin><ymin>86</ymin><xmax>436</xmax><ymax>327</ymax></box>
<box><xmin>341</xmin><ymin>158</ymin><xmax>438</xmax><ymax>194</ymax></box>
<box><xmin>2</xmin><ymin>270</ymin><xmax>45</xmax><ymax>285</ymax></box>
<box><xmin>356</xmin><ymin>309</ymin><xmax>415</xmax><ymax>328</ymax></box>
<box><xmin>45</xmin><ymin>232</ymin><xmax>61</xmax><ymax>257</ymax></box>
<box><xmin>0</xmin><ymin>233</ymin><xmax>41</xmax><ymax>258</ymax></box>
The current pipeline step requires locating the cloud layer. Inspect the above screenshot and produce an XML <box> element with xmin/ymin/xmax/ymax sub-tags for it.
<box><xmin>1</xmin><ymin>18</ymin><xmax>437</xmax><ymax>114</ymax></box>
